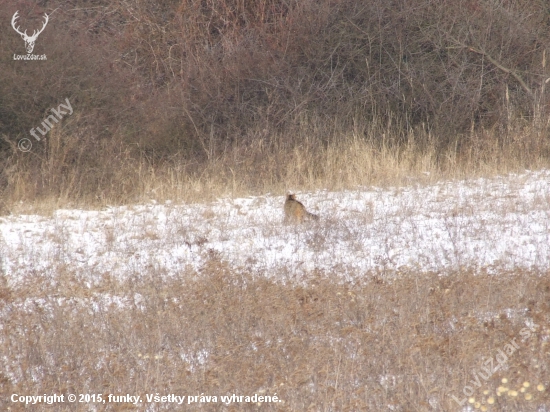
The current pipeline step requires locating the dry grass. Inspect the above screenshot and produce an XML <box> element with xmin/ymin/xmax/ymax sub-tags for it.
<box><xmin>3</xmin><ymin>117</ymin><xmax>550</xmax><ymax>216</ymax></box>
<box><xmin>2</xmin><ymin>0</ymin><xmax>550</xmax><ymax>215</ymax></box>
<box><xmin>1</xmin><ymin>261</ymin><xmax>549</xmax><ymax>411</ymax></box>
<box><xmin>1</xmin><ymin>2</ymin><xmax>549</xmax><ymax>409</ymax></box>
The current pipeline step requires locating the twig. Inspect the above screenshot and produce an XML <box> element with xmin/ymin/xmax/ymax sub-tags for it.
<box><xmin>466</xmin><ymin>46</ymin><xmax>534</xmax><ymax>99</ymax></box>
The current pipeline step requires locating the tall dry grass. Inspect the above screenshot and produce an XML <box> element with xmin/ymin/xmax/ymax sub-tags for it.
<box><xmin>1</xmin><ymin>262</ymin><xmax>549</xmax><ymax>411</ymax></box>
<box><xmin>1</xmin><ymin>0</ymin><xmax>550</xmax><ymax>213</ymax></box>
<box><xmin>2</xmin><ymin>114</ymin><xmax>549</xmax><ymax>215</ymax></box>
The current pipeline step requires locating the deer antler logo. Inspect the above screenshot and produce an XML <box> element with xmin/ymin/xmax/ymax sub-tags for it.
<box><xmin>11</xmin><ymin>11</ymin><xmax>49</xmax><ymax>54</ymax></box>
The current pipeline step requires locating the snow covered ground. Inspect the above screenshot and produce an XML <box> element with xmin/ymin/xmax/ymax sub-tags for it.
<box><xmin>1</xmin><ymin>169</ymin><xmax>549</xmax><ymax>287</ymax></box>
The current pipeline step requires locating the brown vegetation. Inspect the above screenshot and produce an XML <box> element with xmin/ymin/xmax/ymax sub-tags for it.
<box><xmin>1</xmin><ymin>2</ymin><xmax>549</xmax><ymax>410</ymax></box>
<box><xmin>1</xmin><ymin>264</ymin><xmax>549</xmax><ymax>411</ymax></box>
<box><xmin>1</xmin><ymin>0</ymin><xmax>550</xmax><ymax>212</ymax></box>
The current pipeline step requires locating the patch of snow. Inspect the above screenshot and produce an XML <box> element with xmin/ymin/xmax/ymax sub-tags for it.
<box><xmin>1</xmin><ymin>170</ymin><xmax>549</xmax><ymax>287</ymax></box>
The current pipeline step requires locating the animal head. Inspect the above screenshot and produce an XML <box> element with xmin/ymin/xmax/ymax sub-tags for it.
<box><xmin>12</xmin><ymin>11</ymin><xmax>49</xmax><ymax>54</ymax></box>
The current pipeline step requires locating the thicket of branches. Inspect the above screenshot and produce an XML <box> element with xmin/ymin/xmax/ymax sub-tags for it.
<box><xmin>1</xmin><ymin>0</ymin><xmax>549</xmax><ymax>203</ymax></box>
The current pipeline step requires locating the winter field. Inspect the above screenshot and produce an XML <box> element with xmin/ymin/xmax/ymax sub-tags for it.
<box><xmin>1</xmin><ymin>170</ymin><xmax>549</xmax><ymax>411</ymax></box>
<box><xmin>2</xmin><ymin>169</ymin><xmax>550</xmax><ymax>285</ymax></box>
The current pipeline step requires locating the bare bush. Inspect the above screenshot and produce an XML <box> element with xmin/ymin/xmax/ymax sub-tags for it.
<box><xmin>1</xmin><ymin>0</ymin><xmax>550</xmax><ymax>208</ymax></box>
